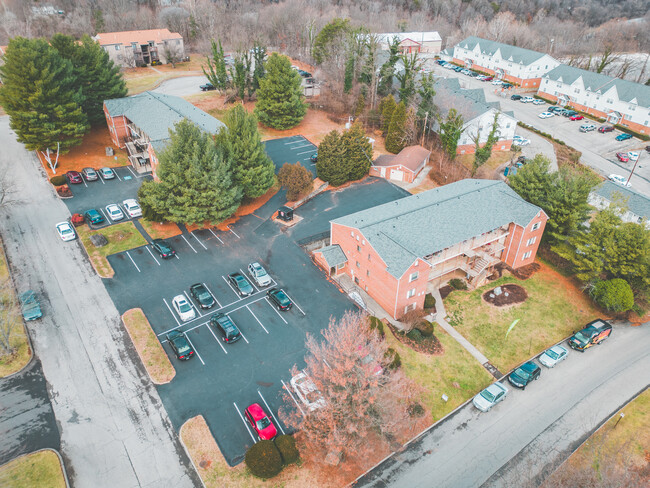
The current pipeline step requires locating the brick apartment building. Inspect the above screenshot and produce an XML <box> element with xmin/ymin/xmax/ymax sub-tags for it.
<box><xmin>314</xmin><ymin>179</ymin><xmax>547</xmax><ymax>319</ymax></box>
<box><xmin>94</xmin><ymin>28</ymin><xmax>185</xmax><ymax>67</ymax></box>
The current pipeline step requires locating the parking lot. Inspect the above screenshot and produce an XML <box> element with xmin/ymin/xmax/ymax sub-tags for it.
<box><xmin>264</xmin><ymin>135</ymin><xmax>318</xmax><ymax>176</ymax></box>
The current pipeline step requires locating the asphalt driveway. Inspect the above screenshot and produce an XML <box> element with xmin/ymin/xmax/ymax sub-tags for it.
<box><xmin>264</xmin><ymin>136</ymin><xmax>318</xmax><ymax>176</ymax></box>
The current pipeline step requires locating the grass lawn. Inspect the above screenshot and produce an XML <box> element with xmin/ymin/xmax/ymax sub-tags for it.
<box><xmin>0</xmin><ymin>241</ymin><xmax>32</xmax><ymax>377</ymax></box>
<box><xmin>0</xmin><ymin>450</ymin><xmax>66</xmax><ymax>488</ymax></box>
<box><xmin>123</xmin><ymin>56</ymin><xmax>207</xmax><ymax>95</ymax></box>
<box><xmin>77</xmin><ymin>222</ymin><xmax>148</xmax><ymax>278</ymax></box>
<box><xmin>444</xmin><ymin>262</ymin><xmax>601</xmax><ymax>372</ymax></box>
<box><xmin>139</xmin><ymin>220</ymin><xmax>182</xmax><ymax>240</ymax></box>
<box><xmin>122</xmin><ymin>309</ymin><xmax>175</xmax><ymax>384</ymax></box>
<box><xmin>385</xmin><ymin>327</ymin><xmax>493</xmax><ymax>422</ymax></box>
<box><xmin>456</xmin><ymin>150</ymin><xmax>518</xmax><ymax>173</ymax></box>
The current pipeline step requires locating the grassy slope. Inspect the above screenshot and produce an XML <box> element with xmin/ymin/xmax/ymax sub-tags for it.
<box><xmin>0</xmin><ymin>450</ymin><xmax>66</xmax><ymax>488</ymax></box>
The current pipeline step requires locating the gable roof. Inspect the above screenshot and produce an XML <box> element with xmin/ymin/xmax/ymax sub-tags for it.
<box><xmin>373</xmin><ymin>146</ymin><xmax>430</xmax><ymax>171</ymax></box>
<box><xmin>104</xmin><ymin>91</ymin><xmax>225</xmax><ymax>148</ymax></box>
<box><xmin>332</xmin><ymin>179</ymin><xmax>543</xmax><ymax>278</ymax></box>
<box><xmin>94</xmin><ymin>28</ymin><xmax>182</xmax><ymax>46</ymax></box>
<box><xmin>592</xmin><ymin>180</ymin><xmax>650</xmax><ymax>220</ymax></box>
<box><xmin>433</xmin><ymin>78</ymin><xmax>512</xmax><ymax>122</ymax></box>
<box><xmin>377</xmin><ymin>32</ymin><xmax>441</xmax><ymax>44</ymax></box>
<box><xmin>543</xmin><ymin>64</ymin><xmax>650</xmax><ymax>108</ymax></box>
<box><xmin>315</xmin><ymin>245</ymin><xmax>348</xmax><ymax>268</ymax></box>
<box><xmin>456</xmin><ymin>36</ymin><xmax>550</xmax><ymax>66</ymax></box>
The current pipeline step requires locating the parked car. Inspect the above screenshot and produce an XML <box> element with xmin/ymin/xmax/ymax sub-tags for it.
<box><xmin>82</xmin><ymin>167</ymin><xmax>98</xmax><ymax>181</ymax></box>
<box><xmin>569</xmin><ymin>114</ymin><xmax>584</xmax><ymax>121</ymax></box>
<box><xmin>461</xmin><ymin>69</ymin><xmax>471</xmax><ymax>75</ymax></box>
<box><xmin>436</xmin><ymin>59</ymin><xmax>446</xmax><ymax>66</ymax></box>
<box><xmin>513</xmin><ymin>135</ymin><xmax>531</xmax><ymax>146</ymax></box>
<box><xmin>19</xmin><ymin>290</ymin><xmax>42</xmax><ymax>321</ymax></box>
<box><xmin>568</xmin><ymin>319</ymin><xmax>613</xmax><ymax>352</ymax></box>
<box><xmin>627</xmin><ymin>151</ymin><xmax>639</xmax><ymax>161</ymax></box>
<box><xmin>200</xmin><ymin>82</ymin><xmax>215</xmax><ymax>91</ymax></box>
<box><xmin>491</xmin><ymin>79</ymin><xmax>503</xmax><ymax>85</ymax></box>
<box><xmin>579</xmin><ymin>123</ymin><xmax>596</xmax><ymax>132</ymax></box>
<box><xmin>507</xmin><ymin>361</ymin><xmax>541</xmax><ymax>389</ymax></box>
<box><xmin>539</xmin><ymin>345</ymin><xmax>568</xmax><ymax>368</ymax></box>
<box><xmin>616</xmin><ymin>152</ymin><xmax>630</xmax><ymax>162</ymax></box>
<box><xmin>166</xmin><ymin>330</ymin><xmax>194</xmax><ymax>360</ymax></box>
<box><xmin>267</xmin><ymin>287</ymin><xmax>292</xmax><ymax>311</ymax></box>
<box><xmin>210</xmin><ymin>313</ymin><xmax>241</xmax><ymax>343</ymax></box>
<box><xmin>290</xmin><ymin>372</ymin><xmax>325</xmax><ymax>411</ymax></box>
<box><xmin>228</xmin><ymin>272</ymin><xmax>254</xmax><ymax>296</ymax></box>
<box><xmin>105</xmin><ymin>203</ymin><xmax>124</xmax><ymax>221</ymax></box>
<box><xmin>172</xmin><ymin>294</ymin><xmax>196</xmax><ymax>322</ymax></box>
<box><xmin>645</xmin><ymin>146</ymin><xmax>650</xmax><ymax>153</ymax></box>
<box><xmin>473</xmin><ymin>383</ymin><xmax>508</xmax><ymax>412</ymax></box>
<box><xmin>520</xmin><ymin>96</ymin><xmax>535</xmax><ymax>103</ymax></box>
<box><xmin>65</xmin><ymin>170</ymin><xmax>83</xmax><ymax>184</ymax></box>
<box><xmin>510</xmin><ymin>94</ymin><xmax>522</xmax><ymax>101</ymax></box>
<box><xmin>310</xmin><ymin>153</ymin><xmax>318</xmax><ymax>163</ymax></box>
<box><xmin>548</xmin><ymin>106</ymin><xmax>564</xmax><ymax>114</ymax></box>
<box><xmin>501</xmin><ymin>83</ymin><xmax>513</xmax><ymax>89</ymax></box>
<box><xmin>151</xmin><ymin>238</ymin><xmax>175</xmax><ymax>258</ymax></box>
<box><xmin>615</xmin><ymin>133</ymin><xmax>633</xmax><ymax>141</ymax></box>
<box><xmin>189</xmin><ymin>283</ymin><xmax>215</xmax><ymax>309</ymax></box>
<box><xmin>99</xmin><ymin>167</ymin><xmax>115</xmax><ymax>179</ymax></box>
<box><xmin>608</xmin><ymin>174</ymin><xmax>632</xmax><ymax>187</ymax></box>
<box><xmin>538</xmin><ymin>111</ymin><xmax>554</xmax><ymax>119</ymax></box>
<box><xmin>483</xmin><ymin>76</ymin><xmax>494</xmax><ymax>81</ymax></box>
<box><xmin>531</xmin><ymin>99</ymin><xmax>545</xmax><ymax>105</ymax></box>
<box><xmin>122</xmin><ymin>199</ymin><xmax>142</xmax><ymax>218</ymax></box>
<box><xmin>56</xmin><ymin>221</ymin><xmax>76</xmax><ymax>241</ymax></box>
<box><xmin>245</xmin><ymin>403</ymin><xmax>277</xmax><ymax>440</ymax></box>
<box><xmin>248</xmin><ymin>262</ymin><xmax>272</xmax><ymax>287</ymax></box>
<box><xmin>598</xmin><ymin>125</ymin><xmax>614</xmax><ymax>133</ymax></box>
<box><xmin>84</xmin><ymin>209</ymin><xmax>105</xmax><ymax>226</ymax></box>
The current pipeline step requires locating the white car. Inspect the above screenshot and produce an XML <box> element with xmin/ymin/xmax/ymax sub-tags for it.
<box><xmin>608</xmin><ymin>174</ymin><xmax>632</xmax><ymax>187</ymax></box>
<box><xmin>491</xmin><ymin>79</ymin><xmax>503</xmax><ymax>85</ymax></box>
<box><xmin>539</xmin><ymin>345</ymin><xmax>568</xmax><ymax>368</ymax></box>
<box><xmin>538</xmin><ymin>112</ymin><xmax>554</xmax><ymax>119</ymax></box>
<box><xmin>56</xmin><ymin>221</ymin><xmax>76</xmax><ymax>241</ymax></box>
<box><xmin>105</xmin><ymin>204</ymin><xmax>124</xmax><ymax>222</ymax></box>
<box><xmin>520</xmin><ymin>96</ymin><xmax>535</xmax><ymax>103</ymax></box>
<box><xmin>472</xmin><ymin>383</ymin><xmax>508</xmax><ymax>412</ymax></box>
<box><xmin>627</xmin><ymin>151</ymin><xmax>639</xmax><ymax>162</ymax></box>
<box><xmin>248</xmin><ymin>262</ymin><xmax>272</xmax><ymax>287</ymax></box>
<box><xmin>532</xmin><ymin>99</ymin><xmax>545</xmax><ymax>105</ymax></box>
<box><xmin>122</xmin><ymin>199</ymin><xmax>142</xmax><ymax>218</ymax></box>
<box><xmin>290</xmin><ymin>372</ymin><xmax>325</xmax><ymax>411</ymax></box>
<box><xmin>513</xmin><ymin>136</ymin><xmax>531</xmax><ymax>146</ymax></box>
<box><xmin>172</xmin><ymin>295</ymin><xmax>196</xmax><ymax>322</ymax></box>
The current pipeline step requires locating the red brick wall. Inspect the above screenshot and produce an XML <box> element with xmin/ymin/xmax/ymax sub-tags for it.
<box><xmin>104</xmin><ymin>105</ymin><xmax>129</xmax><ymax>149</ymax></box>
<box><xmin>503</xmin><ymin>212</ymin><xmax>547</xmax><ymax>268</ymax></box>
<box><xmin>368</xmin><ymin>165</ymin><xmax>415</xmax><ymax>183</ymax></box>
<box><xmin>457</xmin><ymin>140</ymin><xmax>512</xmax><ymax>155</ymax></box>
<box><xmin>537</xmin><ymin>91</ymin><xmax>558</xmax><ymax>102</ymax></box>
<box><xmin>147</xmin><ymin>144</ymin><xmax>159</xmax><ymax>177</ymax></box>
<box><xmin>312</xmin><ymin>251</ymin><xmax>331</xmax><ymax>274</ymax></box>
<box><xmin>393</xmin><ymin>260</ymin><xmax>429</xmax><ymax>318</ymax></box>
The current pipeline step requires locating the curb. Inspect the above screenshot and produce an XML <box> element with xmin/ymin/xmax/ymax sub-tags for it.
<box><xmin>178</xmin><ymin>417</ymin><xmax>209</xmax><ymax>488</ymax></box>
<box><xmin>0</xmin><ymin>448</ymin><xmax>71</xmax><ymax>488</ymax></box>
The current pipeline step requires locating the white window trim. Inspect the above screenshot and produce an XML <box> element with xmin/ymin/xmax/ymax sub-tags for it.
<box><xmin>406</xmin><ymin>288</ymin><xmax>416</xmax><ymax>299</ymax></box>
<box><xmin>409</xmin><ymin>272</ymin><xmax>419</xmax><ymax>282</ymax></box>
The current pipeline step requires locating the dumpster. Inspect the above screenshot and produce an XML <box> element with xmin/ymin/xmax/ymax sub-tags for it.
<box><xmin>19</xmin><ymin>290</ymin><xmax>42</xmax><ymax>321</ymax></box>
<box><xmin>277</xmin><ymin>206</ymin><xmax>294</xmax><ymax>222</ymax></box>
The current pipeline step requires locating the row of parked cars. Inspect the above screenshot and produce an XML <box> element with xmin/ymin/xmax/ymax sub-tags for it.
<box><xmin>436</xmin><ymin>60</ymin><xmax>515</xmax><ymax>88</ymax></box>
<box><xmin>473</xmin><ymin>319</ymin><xmax>613</xmax><ymax>412</ymax></box>
<box><xmin>535</xmin><ymin>107</ymin><xmax>636</xmax><ymax>141</ymax></box>
<box><xmin>65</xmin><ymin>167</ymin><xmax>116</xmax><ymax>184</ymax></box>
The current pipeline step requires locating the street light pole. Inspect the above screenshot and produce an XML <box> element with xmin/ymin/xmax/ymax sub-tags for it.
<box><xmin>626</xmin><ymin>153</ymin><xmax>642</xmax><ymax>186</ymax></box>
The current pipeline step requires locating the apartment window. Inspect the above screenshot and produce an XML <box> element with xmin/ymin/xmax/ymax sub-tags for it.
<box><xmin>629</xmin><ymin>105</ymin><xmax>635</xmax><ymax>112</ymax></box>
<box><xmin>357</xmin><ymin>245</ymin><xmax>361</xmax><ymax>252</ymax></box>
<box><xmin>532</xmin><ymin>222</ymin><xmax>540</xmax><ymax>231</ymax></box>
<box><xmin>527</xmin><ymin>237</ymin><xmax>537</xmax><ymax>246</ymax></box>
<box><xmin>368</xmin><ymin>253</ymin><xmax>371</xmax><ymax>261</ymax></box>
<box><xmin>574</xmin><ymin>89</ymin><xmax>580</xmax><ymax>94</ymax></box>
<box><xmin>356</xmin><ymin>261</ymin><xmax>360</xmax><ymax>268</ymax></box>
<box><xmin>362</xmin><ymin>239</ymin><xmax>365</xmax><ymax>245</ymax></box>
<box><xmin>404</xmin><ymin>303</ymin><xmax>416</xmax><ymax>314</ymax></box>
<box><xmin>406</xmin><ymin>288</ymin><xmax>416</xmax><ymax>299</ymax></box>
<box><xmin>115</xmin><ymin>45</ymin><xmax>120</xmax><ymax>51</ymax></box>
<box><xmin>607</xmin><ymin>99</ymin><xmax>613</xmax><ymax>104</ymax></box>
<box><xmin>409</xmin><ymin>272</ymin><xmax>419</xmax><ymax>282</ymax></box>
<box><xmin>356</xmin><ymin>235</ymin><xmax>360</xmax><ymax>241</ymax></box>
<box><xmin>506</xmin><ymin>123</ymin><xmax>511</xmax><ymax>128</ymax></box>
<box><xmin>522</xmin><ymin>251</ymin><xmax>532</xmax><ymax>260</ymax></box>
<box><xmin>350</xmin><ymin>231</ymin><xmax>354</xmax><ymax>237</ymax></box>
<box><xmin>354</xmin><ymin>277</ymin><xmax>359</xmax><ymax>284</ymax></box>
<box><xmin>366</xmin><ymin>270</ymin><xmax>370</xmax><ymax>277</ymax></box>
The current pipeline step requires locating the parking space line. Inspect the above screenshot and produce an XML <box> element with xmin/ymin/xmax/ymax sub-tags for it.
<box><xmin>114</xmin><ymin>171</ymin><xmax>122</xmax><ymax>181</ymax></box>
<box><xmin>265</xmin><ymin>298</ymin><xmax>288</xmax><ymax>324</ymax></box>
<box><xmin>241</xmin><ymin>268</ymin><xmax>259</xmax><ymax>293</ymax></box>
<box><xmin>233</xmin><ymin>402</ymin><xmax>257</xmax><ymax>442</ymax></box>
<box><xmin>184</xmin><ymin>333</ymin><xmax>204</xmax><ymax>365</ymax></box>
<box><xmin>281</xmin><ymin>379</ymin><xmax>305</xmax><ymax>416</ymax></box>
<box><xmin>99</xmin><ymin>207</ymin><xmax>109</xmax><ymax>222</ymax></box>
<box><xmin>247</xmin><ymin>305</ymin><xmax>269</xmax><ymax>334</ymax></box>
<box><xmin>208</xmin><ymin>228</ymin><xmax>224</xmax><ymax>244</ymax></box>
<box><xmin>227</xmin><ymin>226</ymin><xmax>240</xmax><ymax>239</ymax></box>
<box><xmin>281</xmin><ymin>290</ymin><xmax>306</xmax><ymax>315</ymax></box>
<box><xmin>192</xmin><ymin>232</ymin><xmax>208</xmax><ymax>250</ymax></box>
<box><xmin>284</xmin><ymin>139</ymin><xmax>306</xmax><ymax>145</ymax></box>
<box><xmin>127</xmin><ymin>166</ymin><xmax>137</xmax><ymax>178</ymax></box>
<box><xmin>227</xmin><ymin>295</ymin><xmax>266</xmax><ymax>314</ymax></box>
<box><xmin>162</xmin><ymin>298</ymin><xmax>182</xmax><ymax>327</ymax></box>
<box><xmin>239</xmin><ymin>330</ymin><xmax>250</xmax><ymax>344</ymax></box>
<box><xmin>222</xmin><ymin>275</ymin><xmax>243</xmax><ymax>299</ymax></box>
<box><xmin>258</xmin><ymin>391</ymin><xmax>285</xmax><ymax>435</ymax></box>
<box><xmin>296</xmin><ymin>149</ymin><xmax>315</xmax><ymax>155</ymax></box>
<box><xmin>184</xmin><ymin>290</ymin><xmax>203</xmax><ymax>318</ymax></box>
<box><xmin>175</xmin><ymin>253</ymin><xmax>180</xmax><ymax>260</ymax></box>
<box><xmin>290</xmin><ymin>144</ymin><xmax>313</xmax><ymax>150</ymax></box>
<box><xmin>125</xmin><ymin>251</ymin><xmax>141</xmax><ymax>273</ymax></box>
<box><xmin>145</xmin><ymin>246</ymin><xmax>161</xmax><ymax>265</ymax></box>
<box><xmin>206</xmin><ymin>322</ymin><xmax>228</xmax><ymax>354</ymax></box>
<box><xmin>181</xmin><ymin>234</ymin><xmax>198</xmax><ymax>253</ymax></box>
<box><xmin>82</xmin><ymin>178</ymin><xmax>87</xmax><ymax>188</ymax></box>
<box><xmin>98</xmin><ymin>175</ymin><xmax>106</xmax><ymax>185</ymax></box>
<box><xmin>202</xmin><ymin>282</ymin><xmax>221</xmax><ymax>308</ymax></box>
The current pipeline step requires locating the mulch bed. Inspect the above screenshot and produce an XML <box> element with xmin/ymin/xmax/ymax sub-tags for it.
<box><xmin>483</xmin><ymin>284</ymin><xmax>528</xmax><ymax>307</ymax></box>
<box><xmin>511</xmin><ymin>262</ymin><xmax>541</xmax><ymax>280</ymax></box>
<box><xmin>439</xmin><ymin>285</ymin><xmax>454</xmax><ymax>300</ymax></box>
<box><xmin>386</xmin><ymin>322</ymin><xmax>444</xmax><ymax>355</ymax></box>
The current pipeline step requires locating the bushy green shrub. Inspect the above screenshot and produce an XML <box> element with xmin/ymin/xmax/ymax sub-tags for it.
<box><xmin>449</xmin><ymin>278</ymin><xmax>467</xmax><ymax>290</ymax></box>
<box><xmin>406</xmin><ymin>328</ymin><xmax>423</xmax><ymax>342</ymax></box>
<box><xmin>590</xmin><ymin>279</ymin><xmax>634</xmax><ymax>312</ymax></box>
<box><xmin>424</xmin><ymin>294</ymin><xmax>436</xmax><ymax>309</ymax></box>
<box><xmin>368</xmin><ymin>316</ymin><xmax>385</xmax><ymax>337</ymax></box>
<box><xmin>408</xmin><ymin>402</ymin><xmax>425</xmax><ymax>418</ymax></box>
<box><xmin>50</xmin><ymin>175</ymin><xmax>67</xmax><ymax>186</ymax></box>
<box><xmin>245</xmin><ymin>440</ymin><xmax>283</xmax><ymax>479</ymax></box>
<box><xmin>415</xmin><ymin>320</ymin><xmax>434</xmax><ymax>337</ymax></box>
<box><xmin>385</xmin><ymin>347</ymin><xmax>401</xmax><ymax>370</ymax></box>
<box><xmin>631</xmin><ymin>304</ymin><xmax>645</xmax><ymax>317</ymax></box>
<box><xmin>274</xmin><ymin>435</ymin><xmax>299</xmax><ymax>465</ymax></box>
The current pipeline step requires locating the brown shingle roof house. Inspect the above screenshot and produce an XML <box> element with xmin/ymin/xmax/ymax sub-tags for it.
<box><xmin>370</xmin><ymin>145</ymin><xmax>431</xmax><ymax>183</ymax></box>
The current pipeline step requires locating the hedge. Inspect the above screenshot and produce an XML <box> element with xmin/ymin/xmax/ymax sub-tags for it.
<box><xmin>245</xmin><ymin>440</ymin><xmax>283</xmax><ymax>479</ymax></box>
<box><xmin>385</xmin><ymin>347</ymin><xmax>401</xmax><ymax>370</ymax></box>
<box><xmin>50</xmin><ymin>175</ymin><xmax>67</xmax><ymax>186</ymax></box>
<box><xmin>415</xmin><ymin>320</ymin><xmax>434</xmax><ymax>337</ymax></box>
<box><xmin>368</xmin><ymin>316</ymin><xmax>385</xmax><ymax>337</ymax></box>
<box><xmin>274</xmin><ymin>435</ymin><xmax>300</xmax><ymax>465</ymax></box>
<box><xmin>406</xmin><ymin>328</ymin><xmax>423</xmax><ymax>342</ymax></box>
<box><xmin>424</xmin><ymin>293</ymin><xmax>436</xmax><ymax>309</ymax></box>
<box><xmin>449</xmin><ymin>278</ymin><xmax>468</xmax><ymax>290</ymax></box>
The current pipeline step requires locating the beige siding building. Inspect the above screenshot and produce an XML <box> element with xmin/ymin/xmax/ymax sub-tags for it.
<box><xmin>94</xmin><ymin>29</ymin><xmax>185</xmax><ymax>67</ymax></box>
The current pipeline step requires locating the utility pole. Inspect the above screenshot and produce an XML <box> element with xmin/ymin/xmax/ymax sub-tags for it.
<box><xmin>421</xmin><ymin>111</ymin><xmax>428</xmax><ymax>146</ymax></box>
<box><xmin>626</xmin><ymin>152</ymin><xmax>642</xmax><ymax>186</ymax></box>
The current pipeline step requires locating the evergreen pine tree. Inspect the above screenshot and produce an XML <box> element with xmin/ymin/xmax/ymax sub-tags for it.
<box><xmin>316</xmin><ymin>130</ymin><xmax>343</xmax><ymax>184</ymax></box>
<box><xmin>252</xmin><ymin>44</ymin><xmax>267</xmax><ymax>91</ymax></box>
<box><xmin>341</xmin><ymin>121</ymin><xmax>372</xmax><ymax>181</ymax></box>
<box><xmin>202</xmin><ymin>39</ymin><xmax>229</xmax><ymax>90</ymax></box>
<box><xmin>219</xmin><ymin>104</ymin><xmax>275</xmax><ymax>199</ymax></box>
<box><xmin>0</xmin><ymin>37</ymin><xmax>88</xmax><ymax>153</ymax></box>
<box><xmin>344</xmin><ymin>54</ymin><xmax>355</xmax><ymax>93</ymax></box>
<box><xmin>385</xmin><ymin>102</ymin><xmax>407</xmax><ymax>154</ymax></box>
<box><xmin>254</xmin><ymin>53</ymin><xmax>307</xmax><ymax>130</ymax></box>
<box><xmin>380</xmin><ymin>95</ymin><xmax>397</xmax><ymax>135</ymax></box>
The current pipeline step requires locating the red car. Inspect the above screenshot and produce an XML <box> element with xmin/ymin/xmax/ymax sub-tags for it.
<box><xmin>65</xmin><ymin>171</ymin><xmax>83</xmax><ymax>184</ymax></box>
<box><xmin>616</xmin><ymin>152</ymin><xmax>630</xmax><ymax>162</ymax></box>
<box><xmin>598</xmin><ymin>125</ymin><xmax>614</xmax><ymax>133</ymax></box>
<box><xmin>483</xmin><ymin>76</ymin><xmax>494</xmax><ymax>81</ymax></box>
<box><xmin>245</xmin><ymin>403</ymin><xmax>277</xmax><ymax>440</ymax></box>
<box><xmin>569</xmin><ymin>114</ymin><xmax>584</xmax><ymax>121</ymax></box>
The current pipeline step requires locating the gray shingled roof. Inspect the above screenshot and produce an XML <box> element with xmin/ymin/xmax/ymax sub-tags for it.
<box><xmin>542</xmin><ymin>64</ymin><xmax>650</xmax><ymax>108</ymax></box>
<box><xmin>433</xmin><ymin>78</ymin><xmax>503</xmax><ymax>122</ymax></box>
<box><xmin>457</xmin><ymin>36</ymin><xmax>548</xmax><ymax>66</ymax></box>
<box><xmin>332</xmin><ymin>179</ymin><xmax>543</xmax><ymax>279</ymax></box>
<box><xmin>104</xmin><ymin>91</ymin><xmax>225</xmax><ymax>147</ymax></box>
<box><xmin>316</xmin><ymin>245</ymin><xmax>348</xmax><ymax>268</ymax></box>
<box><xmin>592</xmin><ymin>180</ymin><xmax>650</xmax><ymax>219</ymax></box>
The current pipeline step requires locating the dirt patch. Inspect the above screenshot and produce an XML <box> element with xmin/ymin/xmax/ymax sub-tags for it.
<box><xmin>510</xmin><ymin>262</ymin><xmax>541</xmax><ymax>280</ymax></box>
<box><xmin>387</xmin><ymin>323</ymin><xmax>444</xmax><ymax>355</ymax></box>
<box><xmin>483</xmin><ymin>284</ymin><xmax>528</xmax><ymax>307</ymax></box>
<box><xmin>439</xmin><ymin>285</ymin><xmax>454</xmax><ymax>300</ymax></box>
<box><xmin>139</xmin><ymin>220</ymin><xmax>182</xmax><ymax>240</ymax></box>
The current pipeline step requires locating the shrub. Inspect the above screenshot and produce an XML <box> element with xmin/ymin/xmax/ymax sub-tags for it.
<box><xmin>590</xmin><ymin>279</ymin><xmax>634</xmax><ymax>312</ymax></box>
<box><xmin>449</xmin><ymin>278</ymin><xmax>467</xmax><ymax>290</ymax></box>
<box><xmin>71</xmin><ymin>213</ymin><xmax>84</xmax><ymax>226</ymax></box>
<box><xmin>245</xmin><ymin>440</ymin><xmax>283</xmax><ymax>479</ymax></box>
<box><xmin>368</xmin><ymin>316</ymin><xmax>385</xmax><ymax>337</ymax></box>
<box><xmin>631</xmin><ymin>303</ymin><xmax>646</xmax><ymax>317</ymax></box>
<box><xmin>274</xmin><ymin>435</ymin><xmax>300</xmax><ymax>465</ymax></box>
<box><xmin>406</xmin><ymin>328</ymin><xmax>423</xmax><ymax>342</ymax></box>
<box><xmin>415</xmin><ymin>320</ymin><xmax>434</xmax><ymax>337</ymax></box>
<box><xmin>50</xmin><ymin>175</ymin><xmax>67</xmax><ymax>186</ymax></box>
<box><xmin>278</xmin><ymin>162</ymin><xmax>313</xmax><ymax>201</ymax></box>
<box><xmin>424</xmin><ymin>293</ymin><xmax>436</xmax><ymax>309</ymax></box>
<box><xmin>385</xmin><ymin>347</ymin><xmax>401</xmax><ymax>370</ymax></box>
<box><xmin>408</xmin><ymin>402</ymin><xmax>425</xmax><ymax>418</ymax></box>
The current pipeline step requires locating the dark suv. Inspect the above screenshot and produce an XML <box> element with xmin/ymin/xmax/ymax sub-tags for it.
<box><xmin>151</xmin><ymin>238</ymin><xmax>176</xmax><ymax>259</ymax></box>
<box><xmin>210</xmin><ymin>313</ymin><xmax>241</xmax><ymax>343</ymax></box>
<box><xmin>510</xmin><ymin>94</ymin><xmax>522</xmax><ymax>101</ymax></box>
<box><xmin>598</xmin><ymin>125</ymin><xmax>614</xmax><ymax>133</ymax></box>
<box><xmin>568</xmin><ymin>319</ymin><xmax>612</xmax><ymax>351</ymax></box>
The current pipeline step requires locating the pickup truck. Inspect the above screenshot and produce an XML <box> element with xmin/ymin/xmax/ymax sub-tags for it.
<box><xmin>200</xmin><ymin>82</ymin><xmax>216</xmax><ymax>91</ymax></box>
<box><xmin>19</xmin><ymin>290</ymin><xmax>42</xmax><ymax>321</ymax></box>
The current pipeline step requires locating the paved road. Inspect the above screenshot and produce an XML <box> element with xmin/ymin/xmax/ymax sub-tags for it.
<box><xmin>355</xmin><ymin>322</ymin><xmax>650</xmax><ymax>488</ymax></box>
<box><xmin>152</xmin><ymin>75</ymin><xmax>207</xmax><ymax>97</ymax></box>
<box><xmin>0</xmin><ymin>116</ymin><xmax>200</xmax><ymax>487</ymax></box>
<box><xmin>0</xmin><ymin>358</ymin><xmax>60</xmax><ymax>465</ymax></box>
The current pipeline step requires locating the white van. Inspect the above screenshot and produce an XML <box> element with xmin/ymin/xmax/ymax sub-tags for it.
<box><xmin>580</xmin><ymin>123</ymin><xmax>596</xmax><ymax>132</ymax></box>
